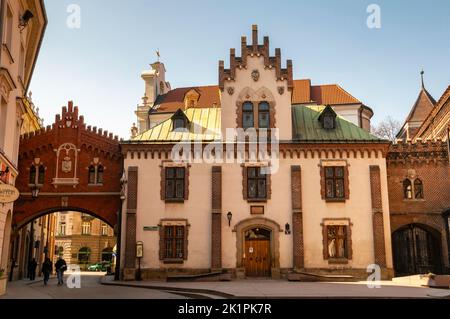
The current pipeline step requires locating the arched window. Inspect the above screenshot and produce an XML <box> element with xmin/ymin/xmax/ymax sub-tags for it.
<box><xmin>29</xmin><ymin>166</ymin><xmax>36</xmax><ymax>184</ymax></box>
<box><xmin>88</xmin><ymin>166</ymin><xmax>96</xmax><ymax>184</ymax></box>
<box><xmin>403</xmin><ymin>179</ymin><xmax>412</xmax><ymax>199</ymax></box>
<box><xmin>38</xmin><ymin>165</ymin><xmax>45</xmax><ymax>184</ymax></box>
<box><xmin>242</xmin><ymin>102</ymin><xmax>254</xmax><ymax>129</ymax></box>
<box><xmin>414</xmin><ymin>178</ymin><xmax>424</xmax><ymax>199</ymax></box>
<box><xmin>102</xmin><ymin>247</ymin><xmax>113</xmax><ymax>262</ymax></box>
<box><xmin>258</xmin><ymin>102</ymin><xmax>270</xmax><ymax>128</ymax></box>
<box><xmin>78</xmin><ymin>247</ymin><xmax>91</xmax><ymax>264</ymax></box>
<box><xmin>97</xmin><ymin>165</ymin><xmax>104</xmax><ymax>184</ymax></box>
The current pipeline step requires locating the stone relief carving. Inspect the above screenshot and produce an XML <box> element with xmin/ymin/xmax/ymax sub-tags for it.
<box><xmin>251</xmin><ymin>69</ymin><xmax>260</xmax><ymax>82</ymax></box>
<box><xmin>62</xmin><ymin>156</ymin><xmax>72</xmax><ymax>173</ymax></box>
<box><xmin>227</xmin><ymin>87</ymin><xmax>234</xmax><ymax>95</ymax></box>
<box><xmin>278</xmin><ymin>86</ymin><xmax>285</xmax><ymax>95</ymax></box>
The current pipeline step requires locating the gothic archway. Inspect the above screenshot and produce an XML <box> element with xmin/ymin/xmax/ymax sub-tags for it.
<box><xmin>392</xmin><ymin>223</ymin><xmax>442</xmax><ymax>276</ymax></box>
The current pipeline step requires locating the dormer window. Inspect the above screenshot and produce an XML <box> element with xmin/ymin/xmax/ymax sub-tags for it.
<box><xmin>171</xmin><ymin>109</ymin><xmax>189</xmax><ymax>131</ymax></box>
<box><xmin>319</xmin><ymin>105</ymin><xmax>337</xmax><ymax>130</ymax></box>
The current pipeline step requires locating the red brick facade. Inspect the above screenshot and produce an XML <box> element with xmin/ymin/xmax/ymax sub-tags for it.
<box><xmin>387</xmin><ymin>140</ymin><xmax>450</xmax><ymax>273</ymax></box>
<box><xmin>14</xmin><ymin>102</ymin><xmax>122</xmax><ymax>228</ymax></box>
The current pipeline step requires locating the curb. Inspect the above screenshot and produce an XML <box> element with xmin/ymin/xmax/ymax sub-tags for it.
<box><xmin>100</xmin><ymin>279</ymin><xmax>235</xmax><ymax>298</ymax></box>
<box><xmin>100</xmin><ymin>279</ymin><xmax>438</xmax><ymax>299</ymax></box>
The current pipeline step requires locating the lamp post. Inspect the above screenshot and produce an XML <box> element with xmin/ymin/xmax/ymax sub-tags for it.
<box><xmin>114</xmin><ymin>170</ymin><xmax>126</xmax><ymax>281</ymax></box>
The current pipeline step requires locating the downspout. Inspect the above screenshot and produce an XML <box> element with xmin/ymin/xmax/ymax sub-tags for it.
<box><xmin>114</xmin><ymin>155</ymin><xmax>125</xmax><ymax>281</ymax></box>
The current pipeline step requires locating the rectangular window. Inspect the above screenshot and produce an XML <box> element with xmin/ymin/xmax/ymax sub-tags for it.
<box><xmin>101</xmin><ymin>224</ymin><xmax>108</xmax><ymax>236</ymax></box>
<box><xmin>326</xmin><ymin>225</ymin><xmax>348</xmax><ymax>259</ymax></box>
<box><xmin>59</xmin><ymin>222</ymin><xmax>66</xmax><ymax>236</ymax></box>
<box><xmin>165</xmin><ymin>167</ymin><xmax>185</xmax><ymax>200</ymax></box>
<box><xmin>242</xmin><ymin>102</ymin><xmax>254</xmax><ymax>129</ymax></box>
<box><xmin>325</xmin><ymin>166</ymin><xmax>345</xmax><ymax>199</ymax></box>
<box><xmin>81</xmin><ymin>222</ymin><xmax>91</xmax><ymax>235</ymax></box>
<box><xmin>247</xmin><ymin>167</ymin><xmax>267</xmax><ymax>199</ymax></box>
<box><xmin>164</xmin><ymin>226</ymin><xmax>185</xmax><ymax>259</ymax></box>
<box><xmin>5</xmin><ymin>6</ymin><xmax>13</xmax><ymax>52</ymax></box>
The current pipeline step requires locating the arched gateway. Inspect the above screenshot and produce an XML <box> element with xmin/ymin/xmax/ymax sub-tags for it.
<box><xmin>14</xmin><ymin>101</ymin><xmax>122</xmax><ymax>233</ymax></box>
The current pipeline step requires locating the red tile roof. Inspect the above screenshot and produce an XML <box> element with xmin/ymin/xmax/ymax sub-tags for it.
<box><xmin>154</xmin><ymin>85</ymin><xmax>220</xmax><ymax>112</ymax></box>
<box><xmin>152</xmin><ymin>80</ymin><xmax>361</xmax><ymax>113</ymax></box>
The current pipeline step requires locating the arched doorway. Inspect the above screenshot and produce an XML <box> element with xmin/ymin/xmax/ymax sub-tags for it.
<box><xmin>392</xmin><ymin>224</ymin><xmax>442</xmax><ymax>276</ymax></box>
<box><xmin>244</xmin><ymin>228</ymin><xmax>271</xmax><ymax>277</ymax></box>
<box><xmin>234</xmin><ymin>217</ymin><xmax>281</xmax><ymax>278</ymax></box>
<box><xmin>101</xmin><ymin>247</ymin><xmax>113</xmax><ymax>262</ymax></box>
<box><xmin>78</xmin><ymin>247</ymin><xmax>91</xmax><ymax>265</ymax></box>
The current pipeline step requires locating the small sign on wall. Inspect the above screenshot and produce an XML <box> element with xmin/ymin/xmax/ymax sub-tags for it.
<box><xmin>143</xmin><ymin>226</ymin><xmax>159</xmax><ymax>231</ymax></box>
<box><xmin>250</xmin><ymin>206</ymin><xmax>264</xmax><ymax>215</ymax></box>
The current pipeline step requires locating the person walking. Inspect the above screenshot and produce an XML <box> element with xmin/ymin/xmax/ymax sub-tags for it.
<box><xmin>41</xmin><ymin>258</ymin><xmax>52</xmax><ymax>286</ymax></box>
<box><xmin>28</xmin><ymin>258</ymin><xmax>38</xmax><ymax>281</ymax></box>
<box><xmin>55</xmin><ymin>256</ymin><xmax>67</xmax><ymax>286</ymax></box>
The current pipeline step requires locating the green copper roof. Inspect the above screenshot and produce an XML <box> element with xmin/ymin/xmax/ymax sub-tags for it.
<box><xmin>132</xmin><ymin>107</ymin><xmax>221</xmax><ymax>142</ymax></box>
<box><xmin>292</xmin><ymin>105</ymin><xmax>381</xmax><ymax>141</ymax></box>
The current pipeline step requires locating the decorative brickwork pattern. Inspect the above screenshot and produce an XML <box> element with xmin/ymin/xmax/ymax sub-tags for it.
<box><xmin>211</xmin><ymin>166</ymin><xmax>222</xmax><ymax>269</ymax></box>
<box><xmin>370</xmin><ymin>166</ymin><xmax>387</xmax><ymax>267</ymax></box>
<box><xmin>291</xmin><ymin>166</ymin><xmax>304</xmax><ymax>269</ymax></box>
<box><xmin>124</xmin><ymin>167</ymin><xmax>138</xmax><ymax>268</ymax></box>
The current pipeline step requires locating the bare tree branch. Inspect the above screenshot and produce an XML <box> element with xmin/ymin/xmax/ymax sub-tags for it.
<box><xmin>371</xmin><ymin>116</ymin><xmax>402</xmax><ymax>141</ymax></box>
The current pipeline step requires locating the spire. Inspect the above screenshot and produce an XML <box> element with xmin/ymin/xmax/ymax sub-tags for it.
<box><xmin>420</xmin><ymin>69</ymin><xmax>425</xmax><ymax>89</ymax></box>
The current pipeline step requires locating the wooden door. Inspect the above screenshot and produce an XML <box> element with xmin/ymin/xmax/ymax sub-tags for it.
<box><xmin>244</xmin><ymin>239</ymin><xmax>271</xmax><ymax>277</ymax></box>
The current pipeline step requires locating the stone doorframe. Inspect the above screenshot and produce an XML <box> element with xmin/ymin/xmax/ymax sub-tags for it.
<box><xmin>233</xmin><ymin>217</ymin><xmax>282</xmax><ymax>278</ymax></box>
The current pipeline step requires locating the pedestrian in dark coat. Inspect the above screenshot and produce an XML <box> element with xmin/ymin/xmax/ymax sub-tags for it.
<box><xmin>41</xmin><ymin>258</ymin><xmax>52</xmax><ymax>286</ymax></box>
<box><xmin>28</xmin><ymin>258</ymin><xmax>38</xmax><ymax>281</ymax></box>
<box><xmin>55</xmin><ymin>256</ymin><xmax>67</xmax><ymax>286</ymax></box>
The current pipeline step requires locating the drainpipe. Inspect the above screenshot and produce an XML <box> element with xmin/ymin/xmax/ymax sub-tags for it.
<box><xmin>0</xmin><ymin>0</ymin><xmax>4</xmax><ymax>63</ymax></box>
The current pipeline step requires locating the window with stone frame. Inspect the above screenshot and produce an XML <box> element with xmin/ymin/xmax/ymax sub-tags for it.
<box><xmin>326</xmin><ymin>225</ymin><xmax>347</xmax><ymax>258</ymax></box>
<box><xmin>161</xmin><ymin>166</ymin><xmax>189</xmax><ymax>202</ymax></box>
<box><xmin>29</xmin><ymin>165</ymin><xmax>45</xmax><ymax>185</ymax></box>
<box><xmin>243</xmin><ymin>165</ymin><xmax>271</xmax><ymax>201</ymax></box>
<box><xmin>403</xmin><ymin>178</ymin><xmax>424</xmax><ymax>200</ymax></box>
<box><xmin>242</xmin><ymin>101</ymin><xmax>254</xmax><ymax>129</ymax></box>
<box><xmin>323</xmin><ymin>166</ymin><xmax>345</xmax><ymax>200</ymax></box>
<box><xmin>159</xmin><ymin>223</ymin><xmax>189</xmax><ymax>262</ymax></box>
<box><xmin>322</xmin><ymin>220</ymin><xmax>352</xmax><ymax>263</ymax></box>
<box><xmin>88</xmin><ymin>165</ymin><xmax>104</xmax><ymax>185</ymax></box>
<box><xmin>81</xmin><ymin>221</ymin><xmax>91</xmax><ymax>235</ymax></box>
<box><xmin>258</xmin><ymin>102</ymin><xmax>270</xmax><ymax>128</ymax></box>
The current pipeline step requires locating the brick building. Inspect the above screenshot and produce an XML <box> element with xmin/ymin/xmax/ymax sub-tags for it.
<box><xmin>388</xmin><ymin>79</ymin><xmax>450</xmax><ymax>276</ymax></box>
<box><xmin>54</xmin><ymin>211</ymin><xmax>115</xmax><ymax>269</ymax></box>
<box><xmin>120</xmin><ymin>26</ymin><xmax>393</xmax><ymax>281</ymax></box>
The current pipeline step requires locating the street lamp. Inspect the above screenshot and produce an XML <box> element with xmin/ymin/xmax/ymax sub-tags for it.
<box><xmin>227</xmin><ymin>212</ymin><xmax>232</xmax><ymax>227</ymax></box>
<box><xmin>285</xmin><ymin>223</ymin><xmax>291</xmax><ymax>235</ymax></box>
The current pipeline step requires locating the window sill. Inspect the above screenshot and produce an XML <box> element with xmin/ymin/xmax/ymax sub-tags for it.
<box><xmin>247</xmin><ymin>198</ymin><xmax>268</xmax><ymax>203</ymax></box>
<box><xmin>164</xmin><ymin>198</ymin><xmax>185</xmax><ymax>203</ymax></box>
<box><xmin>88</xmin><ymin>183</ymin><xmax>103</xmax><ymax>186</ymax></box>
<box><xmin>403</xmin><ymin>199</ymin><xmax>425</xmax><ymax>202</ymax></box>
<box><xmin>327</xmin><ymin>258</ymin><xmax>349</xmax><ymax>265</ymax></box>
<box><xmin>163</xmin><ymin>259</ymin><xmax>184</xmax><ymax>264</ymax></box>
<box><xmin>325</xmin><ymin>198</ymin><xmax>346</xmax><ymax>203</ymax></box>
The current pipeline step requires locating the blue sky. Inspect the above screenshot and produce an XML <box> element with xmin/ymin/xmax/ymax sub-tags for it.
<box><xmin>30</xmin><ymin>0</ymin><xmax>450</xmax><ymax>138</ymax></box>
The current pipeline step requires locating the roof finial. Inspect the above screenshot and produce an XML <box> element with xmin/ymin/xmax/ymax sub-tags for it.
<box><xmin>420</xmin><ymin>69</ymin><xmax>425</xmax><ymax>89</ymax></box>
<box><xmin>156</xmin><ymin>48</ymin><xmax>160</xmax><ymax>62</ymax></box>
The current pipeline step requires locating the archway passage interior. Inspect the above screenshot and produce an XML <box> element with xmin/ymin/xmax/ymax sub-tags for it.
<box><xmin>392</xmin><ymin>223</ymin><xmax>442</xmax><ymax>276</ymax></box>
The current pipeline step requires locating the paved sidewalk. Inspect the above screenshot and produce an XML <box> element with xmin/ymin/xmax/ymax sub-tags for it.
<box><xmin>101</xmin><ymin>276</ymin><xmax>450</xmax><ymax>299</ymax></box>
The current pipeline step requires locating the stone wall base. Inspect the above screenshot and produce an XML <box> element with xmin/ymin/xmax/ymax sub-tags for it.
<box><xmin>121</xmin><ymin>267</ymin><xmax>394</xmax><ymax>281</ymax></box>
<box><xmin>122</xmin><ymin>268</ymin><xmax>136</xmax><ymax>281</ymax></box>
<box><xmin>0</xmin><ymin>278</ymin><xmax>6</xmax><ymax>296</ymax></box>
